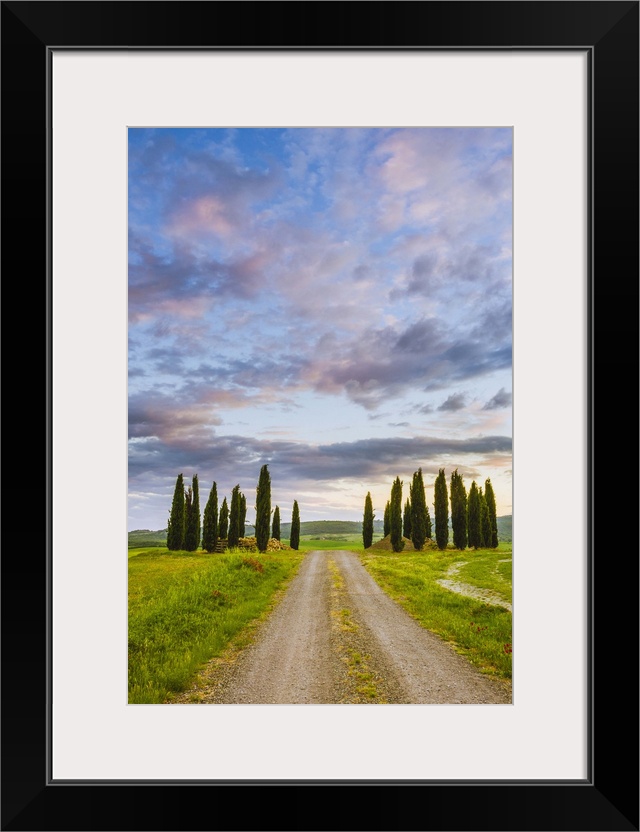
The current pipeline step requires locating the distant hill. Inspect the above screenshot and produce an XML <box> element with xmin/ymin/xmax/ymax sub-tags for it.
<box><xmin>497</xmin><ymin>515</ymin><xmax>512</xmax><ymax>542</ymax></box>
<box><xmin>128</xmin><ymin>525</ymin><xmax>257</xmax><ymax>548</ymax></box>
<box><xmin>129</xmin><ymin>517</ymin><xmax>510</xmax><ymax>546</ymax></box>
<box><xmin>128</xmin><ymin>528</ymin><xmax>167</xmax><ymax>548</ymax></box>
<box><xmin>280</xmin><ymin>520</ymin><xmax>384</xmax><ymax>537</ymax></box>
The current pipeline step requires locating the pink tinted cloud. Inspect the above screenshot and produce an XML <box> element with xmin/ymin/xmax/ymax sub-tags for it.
<box><xmin>168</xmin><ymin>195</ymin><xmax>237</xmax><ymax>239</ymax></box>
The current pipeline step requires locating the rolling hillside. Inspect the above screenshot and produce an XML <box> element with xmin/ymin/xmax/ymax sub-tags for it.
<box><xmin>129</xmin><ymin>517</ymin><xmax>511</xmax><ymax>547</ymax></box>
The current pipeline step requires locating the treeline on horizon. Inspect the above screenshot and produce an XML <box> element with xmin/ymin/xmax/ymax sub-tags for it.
<box><xmin>363</xmin><ymin>468</ymin><xmax>500</xmax><ymax>553</ymax></box>
<box><xmin>129</xmin><ymin>518</ymin><xmax>513</xmax><ymax>542</ymax></box>
<box><xmin>165</xmin><ymin>464</ymin><xmax>300</xmax><ymax>554</ymax></box>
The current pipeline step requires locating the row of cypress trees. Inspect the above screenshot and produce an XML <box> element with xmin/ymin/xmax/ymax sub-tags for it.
<box><xmin>375</xmin><ymin>469</ymin><xmax>433</xmax><ymax>552</ymax></box>
<box><xmin>446</xmin><ymin>469</ymin><xmax>499</xmax><ymax>550</ymax></box>
<box><xmin>363</xmin><ymin>468</ymin><xmax>499</xmax><ymax>552</ymax></box>
<box><xmin>166</xmin><ymin>465</ymin><xmax>300</xmax><ymax>553</ymax></box>
<box><xmin>167</xmin><ymin>473</ymin><xmax>203</xmax><ymax>551</ymax></box>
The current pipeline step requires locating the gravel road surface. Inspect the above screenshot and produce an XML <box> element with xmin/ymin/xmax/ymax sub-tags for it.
<box><xmin>177</xmin><ymin>550</ymin><xmax>511</xmax><ymax>704</ymax></box>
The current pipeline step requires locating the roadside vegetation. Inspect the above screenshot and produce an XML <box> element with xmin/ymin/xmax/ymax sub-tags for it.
<box><xmin>359</xmin><ymin>544</ymin><xmax>512</xmax><ymax>681</ymax></box>
<box><xmin>128</xmin><ymin>547</ymin><xmax>303</xmax><ymax>703</ymax></box>
<box><xmin>327</xmin><ymin>558</ymin><xmax>387</xmax><ymax>702</ymax></box>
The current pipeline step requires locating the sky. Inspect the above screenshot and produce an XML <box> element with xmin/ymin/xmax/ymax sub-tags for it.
<box><xmin>128</xmin><ymin>127</ymin><xmax>512</xmax><ymax>531</ymax></box>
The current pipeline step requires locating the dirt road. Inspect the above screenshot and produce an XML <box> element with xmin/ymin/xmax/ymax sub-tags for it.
<box><xmin>178</xmin><ymin>550</ymin><xmax>511</xmax><ymax>705</ymax></box>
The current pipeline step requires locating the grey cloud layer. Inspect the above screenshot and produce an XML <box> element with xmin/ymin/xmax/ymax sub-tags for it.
<box><xmin>130</xmin><ymin>431</ymin><xmax>512</xmax><ymax>485</ymax></box>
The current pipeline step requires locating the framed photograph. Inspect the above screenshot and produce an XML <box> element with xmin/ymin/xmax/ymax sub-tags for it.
<box><xmin>3</xmin><ymin>2</ymin><xmax>637</xmax><ymax>830</ymax></box>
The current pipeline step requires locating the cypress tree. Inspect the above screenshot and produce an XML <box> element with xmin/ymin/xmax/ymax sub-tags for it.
<box><xmin>193</xmin><ymin>475</ymin><xmax>200</xmax><ymax>549</ymax></box>
<box><xmin>202</xmin><ymin>481</ymin><xmax>218</xmax><ymax>553</ymax></box>
<box><xmin>362</xmin><ymin>492</ymin><xmax>374</xmax><ymax>549</ymax></box>
<box><xmin>219</xmin><ymin>497</ymin><xmax>229</xmax><ymax>541</ymax></box>
<box><xmin>410</xmin><ymin>468</ymin><xmax>428</xmax><ymax>551</ymax></box>
<box><xmin>390</xmin><ymin>477</ymin><xmax>404</xmax><ymax>552</ymax></box>
<box><xmin>467</xmin><ymin>481</ymin><xmax>482</xmax><ymax>549</ymax></box>
<box><xmin>450</xmin><ymin>469</ymin><xmax>468</xmax><ymax>550</ymax></box>
<box><xmin>383</xmin><ymin>501</ymin><xmax>391</xmax><ymax>537</ymax></box>
<box><xmin>239</xmin><ymin>493</ymin><xmax>247</xmax><ymax>538</ymax></box>
<box><xmin>479</xmin><ymin>487</ymin><xmax>491</xmax><ymax>548</ymax></box>
<box><xmin>184</xmin><ymin>475</ymin><xmax>201</xmax><ymax>551</ymax></box>
<box><xmin>290</xmin><ymin>500</ymin><xmax>300</xmax><ymax>550</ymax></box>
<box><xmin>425</xmin><ymin>503</ymin><xmax>432</xmax><ymax>539</ymax></box>
<box><xmin>403</xmin><ymin>498</ymin><xmax>412</xmax><ymax>539</ymax></box>
<box><xmin>255</xmin><ymin>464</ymin><xmax>271</xmax><ymax>552</ymax></box>
<box><xmin>272</xmin><ymin>505</ymin><xmax>281</xmax><ymax>541</ymax></box>
<box><xmin>166</xmin><ymin>473</ymin><xmax>185</xmax><ymax>551</ymax></box>
<box><xmin>183</xmin><ymin>486</ymin><xmax>193</xmax><ymax>550</ymax></box>
<box><xmin>484</xmin><ymin>479</ymin><xmax>499</xmax><ymax>548</ymax></box>
<box><xmin>434</xmin><ymin>468</ymin><xmax>449</xmax><ymax>550</ymax></box>
<box><xmin>228</xmin><ymin>485</ymin><xmax>241</xmax><ymax>549</ymax></box>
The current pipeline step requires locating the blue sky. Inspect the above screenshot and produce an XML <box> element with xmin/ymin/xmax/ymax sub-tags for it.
<box><xmin>128</xmin><ymin>128</ymin><xmax>512</xmax><ymax>531</ymax></box>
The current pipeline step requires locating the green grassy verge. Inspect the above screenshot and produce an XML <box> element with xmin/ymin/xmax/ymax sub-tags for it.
<box><xmin>128</xmin><ymin>547</ymin><xmax>304</xmax><ymax>703</ymax></box>
<box><xmin>359</xmin><ymin>546</ymin><xmax>513</xmax><ymax>680</ymax></box>
<box><xmin>128</xmin><ymin>546</ymin><xmax>156</xmax><ymax>559</ymax></box>
<box><xmin>455</xmin><ymin>545</ymin><xmax>512</xmax><ymax>601</ymax></box>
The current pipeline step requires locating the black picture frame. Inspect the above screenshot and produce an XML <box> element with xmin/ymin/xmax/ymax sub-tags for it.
<box><xmin>2</xmin><ymin>2</ymin><xmax>638</xmax><ymax>830</ymax></box>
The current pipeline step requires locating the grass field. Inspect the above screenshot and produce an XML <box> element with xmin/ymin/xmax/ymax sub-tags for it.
<box><xmin>129</xmin><ymin>538</ymin><xmax>512</xmax><ymax>701</ymax></box>
<box><xmin>359</xmin><ymin>544</ymin><xmax>513</xmax><ymax>680</ymax></box>
<box><xmin>128</xmin><ymin>547</ymin><xmax>303</xmax><ymax>703</ymax></box>
<box><xmin>282</xmin><ymin>533</ymin><xmax>384</xmax><ymax>551</ymax></box>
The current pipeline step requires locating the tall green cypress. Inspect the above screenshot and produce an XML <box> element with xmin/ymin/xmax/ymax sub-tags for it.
<box><xmin>255</xmin><ymin>464</ymin><xmax>271</xmax><ymax>552</ymax></box>
<box><xmin>239</xmin><ymin>493</ymin><xmax>247</xmax><ymax>538</ymax></box>
<box><xmin>403</xmin><ymin>498</ymin><xmax>412</xmax><ymax>539</ymax></box>
<box><xmin>183</xmin><ymin>486</ymin><xmax>193</xmax><ymax>550</ymax></box>
<box><xmin>166</xmin><ymin>473</ymin><xmax>185</xmax><ymax>551</ymax></box>
<box><xmin>383</xmin><ymin>501</ymin><xmax>391</xmax><ymax>537</ymax></box>
<box><xmin>484</xmin><ymin>479</ymin><xmax>499</xmax><ymax>548</ymax></box>
<box><xmin>184</xmin><ymin>475</ymin><xmax>200</xmax><ymax>551</ymax></box>
<box><xmin>434</xmin><ymin>468</ymin><xmax>449</xmax><ymax>550</ymax></box>
<box><xmin>390</xmin><ymin>477</ymin><xmax>404</xmax><ymax>552</ymax></box>
<box><xmin>272</xmin><ymin>505</ymin><xmax>281</xmax><ymax>541</ymax></box>
<box><xmin>479</xmin><ymin>487</ymin><xmax>491</xmax><ymax>548</ymax></box>
<box><xmin>467</xmin><ymin>481</ymin><xmax>482</xmax><ymax>549</ymax></box>
<box><xmin>290</xmin><ymin>500</ymin><xmax>300</xmax><ymax>550</ymax></box>
<box><xmin>202</xmin><ymin>481</ymin><xmax>218</xmax><ymax>553</ymax></box>
<box><xmin>450</xmin><ymin>469</ymin><xmax>468</xmax><ymax>550</ymax></box>
<box><xmin>410</xmin><ymin>468</ymin><xmax>428</xmax><ymax>551</ymax></box>
<box><xmin>228</xmin><ymin>485</ymin><xmax>241</xmax><ymax>549</ymax></box>
<box><xmin>362</xmin><ymin>492</ymin><xmax>374</xmax><ymax>549</ymax></box>
<box><xmin>193</xmin><ymin>475</ymin><xmax>200</xmax><ymax>549</ymax></box>
<box><xmin>219</xmin><ymin>497</ymin><xmax>229</xmax><ymax>541</ymax></box>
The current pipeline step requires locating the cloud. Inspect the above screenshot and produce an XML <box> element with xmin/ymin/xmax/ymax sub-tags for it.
<box><xmin>483</xmin><ymin>388</ymin><xmax>512</xmax><ymax>410</ymax></box>
<box><xmin>438</xmin><ymin>393</ymin><xmax>467</xmax><ymax>412</ymax></box>
<box><xmin>128</xmin><ymin>391</ymin><xmax>223</xmax><ymax>445</ymax></box>
<box><xmin>128</xmin><ymin>232</ymin><xmax>275</xmax><ymax>323</ymax></box>
<box><xmin>128</xmin><ymin>128</ymin><xmax>513</xmax><ymax>526</ymax></box>
<box><xmin>129</xmin><ymin>430</ymin><xmax>512</xmax><ymax>485</ymax></box>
